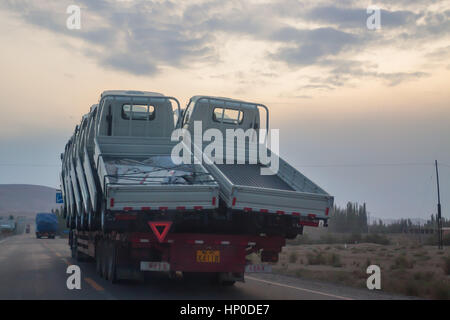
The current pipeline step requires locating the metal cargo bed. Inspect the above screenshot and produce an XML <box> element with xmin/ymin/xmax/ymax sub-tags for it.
<box><xmin>205</xmin><ymin>154</ymin><xmax>333</xmax><ymax>220</ymax></box>
<box><xmin>215</xmin><ymin>164</ymin><xmax>294</xmax><ymax>191</ymax></box>
<box><xmin>91</xmin><ymin>136</ymin><xmax>219</xmax><ymax>211</ymax></box>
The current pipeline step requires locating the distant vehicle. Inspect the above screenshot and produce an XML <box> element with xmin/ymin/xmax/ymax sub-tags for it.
<box><xmin>25</xmin><ymin>224</ymin><xmax>30</xmax><ymax>233</ymax></box>
<box><xmin>35</xmin><ymin>213</ymin><xmax>58</xmax><ymax>239</ymax></box>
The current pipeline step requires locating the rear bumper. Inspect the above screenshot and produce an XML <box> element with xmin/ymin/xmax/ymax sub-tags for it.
<box><xmin>130</xmin><ymin>233</ymin><xmax>285</xmax><ymax>273</ymax></box>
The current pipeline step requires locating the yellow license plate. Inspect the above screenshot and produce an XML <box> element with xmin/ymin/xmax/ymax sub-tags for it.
<box><xmin>196</xmin><ymin>250</ymin><xmax>220</xmax><ymax>263</ymax></box>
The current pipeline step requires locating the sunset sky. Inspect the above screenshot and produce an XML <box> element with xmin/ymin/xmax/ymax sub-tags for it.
<box><xmin>0</xmin><ymin>0</ymin><xmax>449</xmax><ymax>221</ymax></box>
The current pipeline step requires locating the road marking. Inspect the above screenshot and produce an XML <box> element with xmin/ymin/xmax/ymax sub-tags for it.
<box><xmin>245</xmin><ymin>276</ymin><xmax>353</xmax><ymax>300</ymax></box>
<box><xmin>85</xmin><ymin>277</ymin><xmax>105</xmax><ymax>291</ymax></box>
<box><xmin>55</xmin><ymin>252</ymin><xmax>61</xmax><ymax>257</ymax></box>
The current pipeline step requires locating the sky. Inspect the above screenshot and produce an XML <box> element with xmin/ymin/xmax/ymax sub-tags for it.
<box><xmin>0</xmin><ymin>0</ymin><xmax>449</xmax><ymax>221</ymax></box>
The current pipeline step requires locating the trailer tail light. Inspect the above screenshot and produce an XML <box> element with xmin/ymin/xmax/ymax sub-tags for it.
<box><xmin>176</xmin><ymin>206</ymin><xmax>185</xmax><ymax>211</ymax></box>
<box><xmin>194</xmin><ymin>206</ymin><xmax>203</xmax><ymax>210</ymax></box>
<box><xmin>276</xmin><ymin>210</ymin><xmax>285</xmax><ymax>215</ymax></box>
<box><xmin>141</xmin><ymin>207</ymin><xmax>151</xmax><ymax>211</ymax></box>
<box><xmin>260</xmin><ymin>209</ymin><xmax>268</xmax><ymax>213</ymax></box>
<box><xmin>232</xmin><ymin>197</ymin><xmax>236</xmax><ymax>206</ymax></box>
<box><xmin>159</xmin><ymin>206</ymin><xmax>168</xmax><ymax>211</ymax></box>
<box><xmin>110</xmin><ymin>198</ymin><xmax>114</xmax><ymax>208</ymax></box>
<box><xmin>292</xmin><ymin>212</ymin><xmax>300</xmax><ymax>216</ymax></box>
<box><xmin>123</xmin><ymin>207</ymin><xmax>133</xmax><ymax>211</ymax></box>
<box><xmin>299</xmin><ymin>220</ymin><xmax>319</xmax><ymax>227</ymax></box>
<box><xmin>325</xmin><ymin>208</ymin><xmax>329</xmax><ymax>216</ymax></box>
<box><xmin>212</xmin><ymin>197</ymin><xmax>216</xmax><ymax>206</ymax></box>
<box><xmin>243</xmin><ymin>207</ymin><xmax>252</xmax><ymax>212</ymax></box>
<box><xmin>308</xmin><ymin>213</ymin><xmax>316</xmax><ymax>219</ymax></box>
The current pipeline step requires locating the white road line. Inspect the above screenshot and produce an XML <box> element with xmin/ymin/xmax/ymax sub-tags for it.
<box><xmin>0</xmin><ymin>238</ymin><xmax>9</xmax><ymax>244</ymax></box>
<box><xmin>245</xmin><ymin>276</ymin><xmax>353</xmax><ymax>300</ymax></box>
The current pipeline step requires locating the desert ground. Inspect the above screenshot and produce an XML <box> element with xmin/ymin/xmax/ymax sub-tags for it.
<box><xmin>267</xmin><ymin>232</ymin><xmax>450</xmax><ymax>299</ymax></box>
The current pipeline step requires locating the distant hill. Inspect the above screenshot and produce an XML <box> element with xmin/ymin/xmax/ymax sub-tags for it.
<box><xmin>0</xmin><ymin>184</ymin><xmax>59</xmax><ymax>218</ymax></box>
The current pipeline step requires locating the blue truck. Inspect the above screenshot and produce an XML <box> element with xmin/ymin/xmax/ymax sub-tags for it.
<box><xmin>35</xmin><ymin>213</ymin><xmax>58</xmax><ymax>239</ymax></box>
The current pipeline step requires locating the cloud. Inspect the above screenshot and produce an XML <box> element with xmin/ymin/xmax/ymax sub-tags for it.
<box><xmin>306</xmin><ymin>6</ymin><xmax>419</xmax><ymax>29</ymax></box>
<box><xmin>0</xmin><ymin>0</ymin><xmax>445</xmax><ymax>88</ymax></box>
<box><xmin>304</xmin><ymin>59</ymin><xmax>430</xmax><ymax>88</ymax></box>
<box><xmin>1</xmin><ymin>0</ymin><xmax>215</xmax><ymax>75</ymax></box>
<box><xmin>271</xmin><ymin>27</ymin><xmax>362</xmax><ymax>65</ymax></box>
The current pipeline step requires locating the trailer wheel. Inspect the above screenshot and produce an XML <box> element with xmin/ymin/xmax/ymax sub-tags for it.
<box><xmin>101</xmin><ymin>241</ymin><xmax>109</xmax><ymax>280</ymax></box>
<box><xmin>107</xmin><ymin>242</ymin><xmax>118</xmax><ymax>284</ymax></box>
<box><xmin>95</xmin><ymin>241</ymin><xmax>102</xmax><ymax>275</ymax></box>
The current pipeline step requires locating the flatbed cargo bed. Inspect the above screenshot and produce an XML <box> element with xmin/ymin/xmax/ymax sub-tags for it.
<box><xmin>91</xmin><ymin>136</ymin><xmax>219</xmax><ymax>211</ymax></box>
<box><xmin>215</xmin><ymin>164</ymin><xmax>294</xmax><ymax>191</ymax></box>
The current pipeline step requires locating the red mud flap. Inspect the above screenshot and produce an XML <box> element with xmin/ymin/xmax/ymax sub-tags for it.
<box><xmin>245</xmin><ymin>264</ymin><xmax>272</xmax><ymax>273</ymax></box>
<box><xmin>140</xmin><ymin>262</ymin><xmax>170</xmax><ymax>272</ymax></box>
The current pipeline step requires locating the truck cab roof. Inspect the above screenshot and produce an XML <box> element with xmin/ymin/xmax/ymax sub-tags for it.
<box><xmin>101</xmin><ymin>90</ymin><xmax>165</xmax><ymax>99</ymax></box>
<box><xmin>190</xmin><ymin>95</ymin><xmax>259</xmax><ymax>110</ymax></box>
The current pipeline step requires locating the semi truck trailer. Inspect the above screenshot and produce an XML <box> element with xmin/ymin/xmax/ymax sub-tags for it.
<box><xmin>60</xmin><ymin>90</ymin><xmax>333</xmax><ymax>284</ymax></box>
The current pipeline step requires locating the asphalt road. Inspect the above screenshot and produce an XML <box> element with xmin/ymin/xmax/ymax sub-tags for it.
<box><xmin>0</xmin><ymin>232</ymin><xmax>411</xmax><ymax>300</ymax></box>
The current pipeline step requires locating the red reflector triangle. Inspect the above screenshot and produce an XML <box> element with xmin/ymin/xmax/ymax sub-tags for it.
<box><xmin>148</xmin><ymin>221</ymin><xmax>172</xmax><ymax>243</ymax></box>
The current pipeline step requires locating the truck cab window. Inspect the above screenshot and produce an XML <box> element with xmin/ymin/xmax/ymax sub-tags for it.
<box><xmin>122</xmin><ymin>104</ymin><xmax>155</xmax><ymax>120</ymax></box>
<box><xmin>213</xmin><ymin>107</ymin><xmax>243</xmax><ymax>125</ymax></box>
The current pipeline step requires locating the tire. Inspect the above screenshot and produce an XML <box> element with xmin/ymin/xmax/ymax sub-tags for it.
<box><xmin>107</xmin><ymin>242</ymin><xmax>118</xmax><ymax>283</ymax></box>
<box><xmin>95</xmin><ymin>241</ymin><xmax>102</xmax><ymax>275</ymax></box>
<box><xmin>101</xmin><ymin>241</ymin><xmax>108</xmax><ymax>280</ymax></box>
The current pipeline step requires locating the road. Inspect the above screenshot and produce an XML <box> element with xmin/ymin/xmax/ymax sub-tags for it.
<box><xmin>0</xmin><ymin>232</ymin><xmax>411</xmax><ymax>300</ymax></box>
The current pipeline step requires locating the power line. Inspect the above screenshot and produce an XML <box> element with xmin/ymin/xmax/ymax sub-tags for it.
<box><xmin>0</xmin><ymin>163</ymin><xmax>60</xmax><ymax>167</ymax></box>
<box><xmin>0</xmin><ymin>162</ymin><xmax>447</xmax><ymax>169</ymax></box>
<box><xmin>291</xmin><ymin>162</ymin><xmax>436</xmax><ymax>168</ymax></box>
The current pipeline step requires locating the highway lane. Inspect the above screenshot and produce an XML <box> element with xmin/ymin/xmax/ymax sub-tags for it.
<box><xmin>0</xmin><ymin>232</ymin><xmax>410</xmax><ymax>300</ymax></box>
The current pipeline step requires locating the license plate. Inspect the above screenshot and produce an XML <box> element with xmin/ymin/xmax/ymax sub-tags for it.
<box><xmin>196</xmin><ymin>250</ymin><xmax>220</xmax><ymax>263</ymax></box>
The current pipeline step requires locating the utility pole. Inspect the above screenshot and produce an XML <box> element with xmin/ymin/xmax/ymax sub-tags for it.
<box><xmin>435</xmin><ymin>160</ymin><xmax>443</xmax><ymax>249</ymax></box>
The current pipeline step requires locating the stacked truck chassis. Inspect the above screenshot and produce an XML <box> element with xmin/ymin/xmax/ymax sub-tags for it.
<box><xmin>60</xmin><ymin>90</ymin><xmax>333</xmax><ymax>284</ymax></box>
